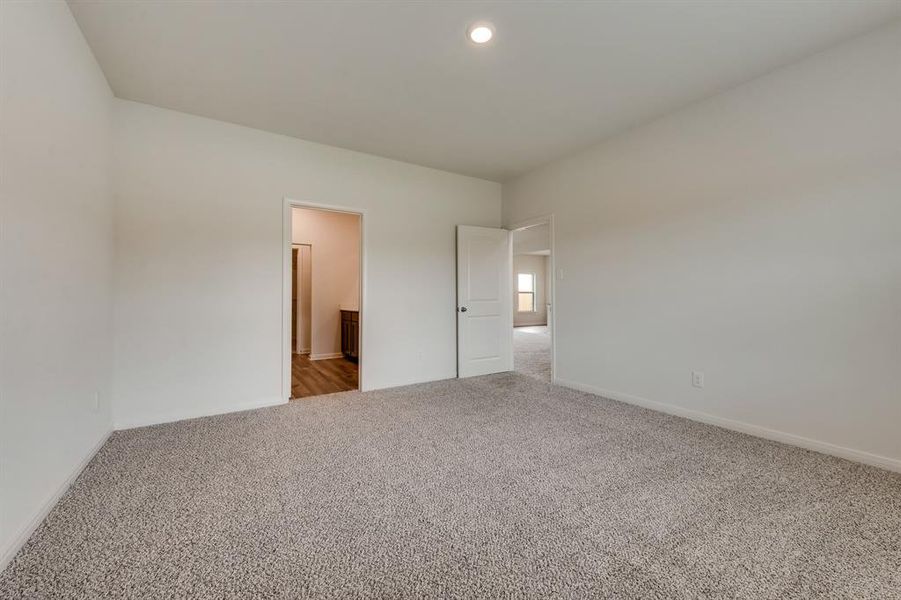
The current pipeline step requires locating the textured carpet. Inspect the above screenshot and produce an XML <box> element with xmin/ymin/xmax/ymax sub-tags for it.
<box><xmin>2</xmin><ymin>374</ymin><xmax>900</xmax><ymax>599</ymax></box>
<box><xmin>513</xmin><ymin>326</ymin><xmax>551</xmax><ymax>381</ymax></box>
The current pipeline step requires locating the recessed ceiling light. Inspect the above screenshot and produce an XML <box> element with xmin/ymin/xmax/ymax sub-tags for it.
<box><xmin>467</xmin><ymin>22</ymin><xmax>495</xmax><ymax>45</ymax></box>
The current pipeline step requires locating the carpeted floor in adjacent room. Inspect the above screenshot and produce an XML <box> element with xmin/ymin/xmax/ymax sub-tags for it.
<box><xmin>2</xmin><ymin>373</ymin><xmax>900</xmax><ymax>599</ymax></box>
<box><xmin>513</xmin><ymin>325</ymin><xmax>551</xmax><ymax>381</ymax></box>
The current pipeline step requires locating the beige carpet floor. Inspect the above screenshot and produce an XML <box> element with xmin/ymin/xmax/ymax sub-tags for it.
<box><xmin>513</xmin><ymin>326</ymin><xmax>551</xmax><ymax>381</ymax></box>
<box><xmin>2</xmin><ymin>373</ymin><xmax>900</xmax><ymax>599</ymax></box>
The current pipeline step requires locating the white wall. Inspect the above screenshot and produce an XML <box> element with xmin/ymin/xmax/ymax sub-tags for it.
<box><xmin>292</xmin><ymin>208</ymin><xmax>360</xmax><ymax>358</ymax></box>
<box><xmin>0</xmin><ymin>1</ymin><xmax>113</xmax><ymax>567</ymax></box>
<box><xmin>503</xmin><ymin>22</ymin><xmax>901</xmax><ymax>469</ymax></box>
<box><xmin>112</xmin><ymin>100</ymin><xmax>501</xmax><ymax>428</ymax></box>
<box><xmin>513</xmin><ymin>254</ymin><xmax>548</xmax><ymax>327</ymax></box>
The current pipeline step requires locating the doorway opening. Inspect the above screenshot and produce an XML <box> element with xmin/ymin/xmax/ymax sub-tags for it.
<box><xmin>511</xmin><ymin>221</ymin><xmax>553</xmax><ymax>382</ymax></box>
<box><xmin>285</xmin><ymin>203</ymin><xmax>362</xmax><ymax>399</ymax></box>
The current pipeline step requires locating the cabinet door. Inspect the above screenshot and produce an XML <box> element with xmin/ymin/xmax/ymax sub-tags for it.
<box><xmin>341</xmin><ymin>316</ymin><xmax>349</xmax><ymax>356</ymax></box>
<box><xmin>349</xmin><ymin>320</ymin><xmax>358</xmax><ymax>358</ymax></box>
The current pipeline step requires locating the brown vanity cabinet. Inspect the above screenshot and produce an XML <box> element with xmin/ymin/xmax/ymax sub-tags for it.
<box><xmin>341</xmin><ymin>310</ymin><xmax>359</xmax><ymax>362</ymax></box>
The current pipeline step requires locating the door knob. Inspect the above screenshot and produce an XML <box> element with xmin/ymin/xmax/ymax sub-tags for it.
<box><xmin>459</xmin><ymin>306</ymin><xmax>468</xmax><ymax>312</ymax></box>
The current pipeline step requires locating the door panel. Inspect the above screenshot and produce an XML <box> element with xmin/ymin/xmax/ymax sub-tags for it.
<box><xmin>457</xmin><ymin>225</ymin><xmax>512</xmax><ymax>377</ymax></box>
<box><xmin>468</xmin><ymin>239</ymin><xmax>502</xmax><ymax>301</ymax></box>
<box><xmin>465</xmin><ymin>315</ymin><xmax>501</xmax><ymax>359</ymax></box>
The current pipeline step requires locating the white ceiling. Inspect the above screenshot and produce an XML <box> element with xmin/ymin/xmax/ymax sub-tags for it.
<box><xmin>514</xmin><ymin>224</ymin><xmax>550</xmax><ymax>255</ymax></box>
<box><xmin>68</xmin><ymin>1</ymin><xmax>901</xmax><ymax>182</ymax></box>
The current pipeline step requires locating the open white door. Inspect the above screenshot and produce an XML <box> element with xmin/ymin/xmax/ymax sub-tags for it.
<box><xmin>457</xmin><ymin>225</ymin><xmax>513</xmax><ymax>377</ymax></box>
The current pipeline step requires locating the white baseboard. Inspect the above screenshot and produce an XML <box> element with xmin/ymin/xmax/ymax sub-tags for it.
<box><xmin>310</xmin><ymin>352</ymin><xmax>344</xmax><ymax>361</ymax></box>
<box><xmin>554</xmin><ymin>378</ymin><xmax>901</xmax><ymax>474</ymax></box>
<box><xmin>114</xmin><ymin>396</ymin><xmax>287</xmax><ymax>431</ymax></box>
<box><xmin>0</xmin><ymin>428</ymin><xmax>112</xmax><ymax>572</ymax></box>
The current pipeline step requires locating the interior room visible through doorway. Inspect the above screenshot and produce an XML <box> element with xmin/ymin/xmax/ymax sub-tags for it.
<box><xmin>289</xmin><ymin>205</ymin><xmax>362</xmax><ymax>398</ymax></box>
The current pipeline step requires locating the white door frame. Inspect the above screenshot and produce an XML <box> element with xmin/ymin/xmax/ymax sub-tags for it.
<box><xmin>283</xmin><ymin>197</ymin><xmax>367</xmax><ymax>400</ymax></box>
<box><xmin>509</xmin><ymin>214</ymin><xmax>556</xmax><ymax>383</ymax></box>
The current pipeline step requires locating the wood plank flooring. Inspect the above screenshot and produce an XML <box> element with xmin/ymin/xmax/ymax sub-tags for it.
<box><xmin>291</xmin><ymin>353</ymin><xmax>358</xmax><ymax>399</ymax></box>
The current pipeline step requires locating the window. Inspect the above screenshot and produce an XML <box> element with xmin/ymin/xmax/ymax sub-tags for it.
<box><xmin>517</xmin><ymin>273</ymin><xmax>536</xmax><ymax>312</ymax></box>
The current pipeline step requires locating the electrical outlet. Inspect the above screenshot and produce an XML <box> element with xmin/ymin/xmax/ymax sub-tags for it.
<box><xmin>691</xmin><ymin>371</ymin><xmax>705</xmax><ymax>389</ymax></box>
<box><xmin>92</xmin><ymin>391</ymin><xmax>100</xmax><ymax>412</ymax></box>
